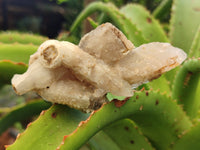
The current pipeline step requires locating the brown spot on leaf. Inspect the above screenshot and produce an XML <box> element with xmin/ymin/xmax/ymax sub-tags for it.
<box><xmin>155</xmin><ymin>99</ymin><xmax>159</xmax><ymax>105</ymax></box>
<box><xmin>146</xmin><ymin>17</ymin><xmax>152</xmax><ymax>23</ymax></box>
<box><xmin>136</xmin><ymin>95</ymin><xmax>139</xmax><ymax>99</ymax></box>
<box><xmin>170</xmin><ymin>142</ymin><xmax>175</xmax><ymax>148</ymax></box>
<box><xmin>175</xmin><ymin>129</ymin><xmax>179</xmax><ymax>133</ymax></box>
<box><xmin>124</xmin><ymin>126</ymin><xmax>129</xmax><ymax>131</ymax></box>
<box><xmin>177</xmin><ymin>134</ymin><xmax>182</xmax><ymax>138</ymax></box>
<box><xmin>114</xmin><ymin>99</ymin><xmax>128</xmax><ymax>107</ymax></box>
<box><xmin>51</xmin><ymin>112</ymin><xmax>57</xmax><ymax>118</ymax></box>
<box><xmin>193</xmin><ymin>7</ymin><xmax>200</xmax><ymax>12</ymax></box>
<box><xmin>130</xmin><ymin>140</ymin><xmax>134</xmax><ymax>144</ymax></box>
<box><xmin>9</xmin><ymin>37</ymin><xmax>13</xmax><ymax>41</ymax></box>
<box><xmin>139</xmin><ymin>105</ymin><xmax>143</xmax><ymax>111</ymax></box>
<box><xmin>184</xmin><ymin>72</ymin><xmax>193</xmax><ymax>86</ymax></box>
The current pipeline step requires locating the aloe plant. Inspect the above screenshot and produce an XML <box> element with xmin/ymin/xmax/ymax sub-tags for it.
<box><xmin>0</xmin><ymin>0</ymin><xmax>200</xmax><ymax>149</ymax></box>
<box><xmin>0</xmin><ymin>31</ymin><xmax>48</xmax><ymax>45</ymax></box>
<box><xmin>0</xmin><ymin>32</ymin><xmax>47</xmax><ymax>86</ymax></box>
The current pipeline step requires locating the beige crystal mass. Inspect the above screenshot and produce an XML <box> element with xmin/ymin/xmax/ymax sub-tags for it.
<box><xmin>11</xmin><ymin>23</ymin><xmax>187</xmax><ymax>112</ymax></box>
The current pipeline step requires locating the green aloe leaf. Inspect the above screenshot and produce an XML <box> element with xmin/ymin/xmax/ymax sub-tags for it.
<box><xmin>0</xmin><ymin>31</ymin><xmax>47</xmax><ymax>45</ymax></box>
<box><xmin>87</xmin><ymin>119</ymin><xmax>154</xmax><ymax>150</ymax></box>
<box><xmin>58</xmin><ymin>90</ymin><xmax>191</xmax><ymax>150</ymax></box>
<box><xmin>148</xmin><ymin>74</ymin><xmax>171</xmax><ymax>94</ymax></box>
<box><xmin>6</xmin><ymin>105</ymin><xmax>89</xmax><ymax>150</ymax></box>
<box><xmin>0</xmin><ymin>43</ymin><xmax>38</xmax><ymax>64</ymax></box>
<box><xmin>0</xmin><ymin>60</ymin><xmax>27</xmax><ymax>86</ymax></box>
<box><xmin>188</xmin><ymin>25</ymin><xmax>200</xmax><ymax>58</ymax></box>
<box><xmin>163</xmin><ymin>66</ymin><xmax>180</xmax><ymax>90</ymax></box>
<box><xmin>0</xmin><ymin>43</ymin><xmax>37</xmax><ymax>86</ymax></box>
<box><xmin>70</xmin><ymin>2</ymin><xmax>147</xmax><ymax>46</ymax></box>
<box><xmin>87</xmin><ymin>17</ymin><xmax>99</xmax><ymax>29</ymax></box>
<box><xmin>169</xmin><ymin>0</ymin><xmax>200</xmax><ymax>53</ymax></box>
<box><xmin>120</xmin><ymin>4</ymin><xmax>169</xmax><ymax>42</ymax></box>
<box><xmin>6</xmin><ymin>91</ymin><xmax>192</xmax><ymax>150</ymax></box>
<box><xmin>172</xmin><ymin>123</ymin><xmax>200</xmax><ymax>150</ymax></box>
<box><xmin>172</xmin><ymin>58</ymin><xmax>200</xmax><ymax>119</ymax></box>
<box><xmin>163</xmin><ymin>0</ymin><xmax>200</xmax><ymax>85</ymax></box>
<box><xmin>0</xmin><ymin>99</ymin><xmax>51</xmax><ymax>135</ymax></box>
<box><xmin>152</xmin><ymin>0</ymin><xmax>173</xmax><ymax>20</ymax></box>
<box><xmin>103</xmin><ymin>119</ymin><xmax>154</xmax><ymax>150</ymax></box>
<box><xmin>87</xmin><ymin>130</ymin><xmax>121</xmax><ymax>150</ymax></box>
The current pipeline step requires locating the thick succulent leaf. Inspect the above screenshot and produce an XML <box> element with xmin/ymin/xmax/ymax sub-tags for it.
<box><xmin>152</xmin><ymin>0</ymin><xmax>173</xmax><ymax>20</ymax></box>
<box><xmin>188</xmin><ymin>25</ymin><xmax>200</xmax><ymax>58</ymax></box>
<box><xmin>163</xmin><ymin>65</ymin><xmax>180</xmax><ymax>90</ymax></box>
<box><xmin>165</xmin><ymin>9</ymin><xmax>200</xmax><ymax>88</ymax></box>
<box><xmin>172</xmin><ymin>123</ymin><xmax>200</xmax><ymax>150</ymax></box>
<box><xmin>0</xmin><ymin>60</ymin><xmax>27</xmax><ymax>86</ymax></box>
<box><xmin>0</xmin><ymin>99</ymin><xmax>51</xmax><ymax>135</ymax></box>
<box><xmin>70</xmin><ymin>2</ymin><xmax>147</xmax><ymax>46</ymax></box>
<box><xmin>0</xmin><ymin>43</ymin><xmax>38</xmax><ymax>64</ymax></box>
<box><xmin>87</xmin><ymin>131</ymin><xmax>120</xmax><ymax>150</ymax></box>
<box><xmin>103</xmin><ymin>119</ymin><xmax>154</xmax><ymax>150</ymax></box>
<box><xmin>57</xmin><ymin>33</ymin><xmax>79</xmax><ymax>45</ymax></box>
<box><xmin>87</xmin><ymin>17</ymin><xmax>99</xmax><ymax>29</ymax></box>
<box><xmin>169</xmin><ymin>0</ymin><xmax>200</xmax><ymax>53</ymax></box>
<box><xmin>0</xmin><ymin>43</ymin><xmax>37</xmax><ymax>86</ymax></box>
<box><xmin>58</xmin><ymin>90</ymin><xmax>192</xmax><ymax>150</ymax></box>
<box><xmin>0</xmin><ymin>31</ymin><xmax>48</xmax><ymax>45</ymax></box>
<box><xmin>120</xmin><ymin>4</ymin><xmax>169</xmax><ymax>42</ymax></box>
<box><xmin>6</xmin><ymin>105</ymin><xmax>89</xmax><ymax>150</ymax></box>
<box><xmin>172</xmin><ymin>58</ymin><xmax>200</xmax><ymax>119</ymax></box>
<box><xmin>87</xmin><ymin>119</ymin><xmax>154</xmax><ymax>150</ymax></box>
<box><xmin>148</xmin><ymin>74</ymin><xmax>171</xmax><ymax>94</ymax></box>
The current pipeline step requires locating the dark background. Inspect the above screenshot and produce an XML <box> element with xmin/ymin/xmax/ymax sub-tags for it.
<box><xmin>0</xmin><ymin>0</ymin><xmax>82</xmax><ymax>38</ymax></box>
<box><xmin>0</xmin><ymin>0</ymin><xmax>167</xmax><ymax>38</ymax></box>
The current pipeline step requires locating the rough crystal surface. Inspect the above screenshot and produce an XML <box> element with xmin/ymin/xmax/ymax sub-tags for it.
<box><xmin>12</xmin><ymin>23</ymin><xmax>187</xmax><ymax>112</ymax></box>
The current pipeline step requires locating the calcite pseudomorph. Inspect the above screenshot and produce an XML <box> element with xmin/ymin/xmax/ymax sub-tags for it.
<box><xmin>12</xmin><ymin>23</ymin><xmax>187</xmax><ymax>112</ymax></box>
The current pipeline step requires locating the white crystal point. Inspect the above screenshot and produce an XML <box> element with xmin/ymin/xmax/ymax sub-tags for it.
<box><xmin>115</xmin><ymin>42</ymin><xmax>187</xmax><ymax>85</ymax></box>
